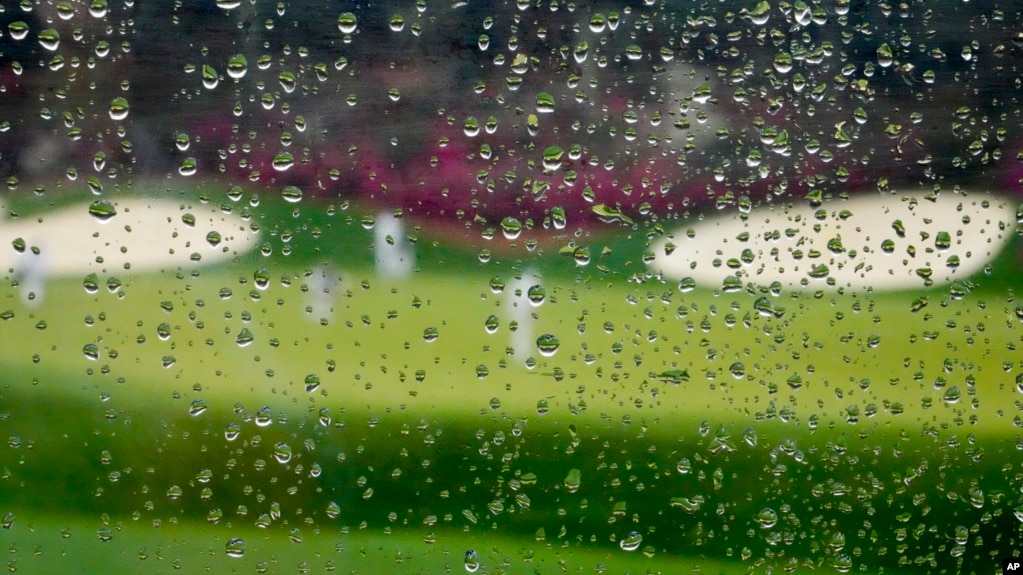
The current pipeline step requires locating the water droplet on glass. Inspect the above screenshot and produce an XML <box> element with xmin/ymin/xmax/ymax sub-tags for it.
<box><xmin>253</xmin><ymin>268</ymin><xmax>270</xmax><ymax>290</ymax></box>
<box><xmin>484</xmin><ymin>315</ymin><xmax>499</xmax><ymax>334</ymax></box>
<box><xmin>88</xmin><ymin>199</ymin><xmax>117</xmax><ymax>223</ymax></box>
<box><xmin>224</xmin><ymin>422</ymin><xmax>241</xmax><ymax>441</ymax></box>
<box><xmin>179</xmin><ymin>157</ymin><xmax>198</xmax><ymax>176</ymax></box>
<box><xmin>273</xmin><ymin>442</ymin><xmax>292</xmax><ymax>464</ymax></box>
<box><xmin>225</xmin><ymin>537</ymin><xmax>245</xmax><ymax>557</ymax></box>
<box><xmin>526</xmin><ymin>285</ymin><xmax>546</xmax><ymax>306</ymax></box>
<box><xmin>189</xmin><ymin>399</ymin><xmax>207</xmax><ymax>417</ymax></box>
<box><xmin>536</xmin><ymin>334</ymin><xmax>560</xmax><ymax>357</ymax></box>
<box><xmin>464</xmin><ymin>549</ymin><xmax>480</xmax><ymax>572</ymax></box>
<box><xmin>326</xmin><ymin>501</ymin><xmax>341</xmax><ymax>519</ymax></box>
<box><xmin>423</xmin><ymin>326</ymin><xmax>439</xmax><ymax>342</ymax></box>
<box><xmin>108</xmin><ymin>97</ymin><xmax>129</xmax><ymax>121</ymax></box>
<box><xmin>755</xmin><ymin>507</ymin><xmax>778</xmax><ymax>529</ymax></box>
<box><xmin>563</xmin><ymin>468</ymin><xmax>581</xmax><ymax>493</ymax></box>
<box><xmin>82</xmin><ymin>343</ymin><xmax>100</xmax><ymax>361</ymax></box>
<box><xmin>38</xmin><ymin>29</ymin><xmax>60</xmax><ymax>51</ymax></box>
<box><xmin>201</xmin><ymin>64</ymin><xmax>219</xmax><ymax>90</ymax></box>
<box><xmin>389</xmin><ymin>14</ymin><xmax>405</xmax><ymax>32</ymax></box>
<box><xmin>83</xmin><ymin>273</ymin><xmax>100</xmax><ymax>294</ymax></box>
<box><xmin>235</xmin><ymin>328</ymin><xmax>254</xmax><ymax>347</ymax></box>
<box><xmin>281</xmin><ymin>185</ymin><xmax>303</xmax><ymax>203</ymax></box>
<box><xmin>500</xmin><ymin>217</ymin><xmax>522</xmax><ymax>239</ymax></box>
<box><xmin>255</xmin><ymin>406</ymin><xmax>273</xmax><ymax>427</ymax></box>
<box><xmin>619</xmin><ymin>531</ymin><xmax>643</xmax><ymax>551</ymax></box>
<box><xmin>8</xmin><ymin>22</ymin><xmax>29</xmax><ymax>41</ymax></box>
<box><xmin>304</xmin><ymin>374</ymin><xmax>321</xmax><ymax>393</ymax></box>
<box><xmin>227</xmin><ymin>54</ymin><xmax>247</xmax><ymax>79</ymax></box>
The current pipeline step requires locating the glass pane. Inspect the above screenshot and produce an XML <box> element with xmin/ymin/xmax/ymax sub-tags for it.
<box><xmin>1</xmin><ymin>1</ymin><xmax>1021</xmax><ymax>573</ymax></box>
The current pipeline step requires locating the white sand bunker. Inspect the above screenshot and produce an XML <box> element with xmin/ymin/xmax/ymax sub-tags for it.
<box><xmin>648</xmin><ymin>190</ymin><xmax>1020</xmax><ymax>290</ymax></box>
<box><xmin>2</xmin><ymin>197</ymin><xmax>257</xmax><ymax>285</ymax></box>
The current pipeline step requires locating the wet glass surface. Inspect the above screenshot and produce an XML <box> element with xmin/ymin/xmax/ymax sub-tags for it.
<box><xmin>1</xmin><ymin>1</ymin><xmax>1022</xmax><ymax>573</ymax></box>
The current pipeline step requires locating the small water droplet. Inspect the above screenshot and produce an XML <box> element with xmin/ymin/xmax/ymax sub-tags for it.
<box><xmin>423</xmin><ymin>326</ymin><xmax>439</xmax><ymax>342</ymax></box>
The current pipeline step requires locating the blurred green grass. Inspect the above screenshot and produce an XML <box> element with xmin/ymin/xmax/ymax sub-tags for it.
<box><xmin>1</xmin><ymin>509</ymin><xmax>758</xmax><ymax>575</ymax></box>
<box><xmin>1</xmin><ymin>193</ymin><xmax>1020</xmax><ymax>572</ymax></box>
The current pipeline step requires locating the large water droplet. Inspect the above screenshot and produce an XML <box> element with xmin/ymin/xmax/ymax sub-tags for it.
<box><xmin>563</xmin><ymin>468</ymin><xmax>581</xmax><ymax>493</ymax></box>
<box><xmin>619</xmin><ymin>531</ymin><xmax>643</xmax><ymax>551</ymax></box>
<box><xmin>536</xmin><ymin>334</ymin><xmax>560</xmax><ymax>357</ymax></box>
<box><xmin>464</xmin><ymin>549</ymin><xmax>480</xmax><ymax>572</ymax></box>
<box><xmin>88</xmin><ymin>199</ymin><xmax>117</xmax><ymax>223</ymax></box>
<box><xmin>337</xmin><ymin>12</ymin><xmax>358</xmax><ymax>33</ymax></box>
<box><xmin>273</xmin><ymin>442</ymin><xmax>292</xmax><ymax>463</ymax></box>
<box><xmin>235</xmin><ymin>328</ymin><xmax>254</xmax><ymax>347</ymax></box>
<box><xmin>225</xmin><ymin>537</ymin><xmax>246</xmax><ymax>557</ymax></box>
<box><xmin>526</xmin><ymin>285</ymin><xmax>546</xmax><ymax>306</ymax></box>
<box><xmin>37</xmin><ymin>29</ymin><xmax>61</xmax><ymax>51</ymax></box>
<box><xmin>108</xmin><ymin>97</ymin><xmax>129</xmax><ymax>121</ymax></box>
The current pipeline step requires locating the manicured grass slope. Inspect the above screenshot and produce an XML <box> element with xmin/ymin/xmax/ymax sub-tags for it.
<box><xmin>1</xmin><ymin>196</ymin><xmax>1020</xmax><ymax>573</ymax></box>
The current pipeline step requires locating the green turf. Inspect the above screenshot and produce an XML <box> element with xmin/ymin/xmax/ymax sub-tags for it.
<box><xmin>1</xmin><ymin>193</ymin><xmax>1020</xmax><ymax>573</ymax></box>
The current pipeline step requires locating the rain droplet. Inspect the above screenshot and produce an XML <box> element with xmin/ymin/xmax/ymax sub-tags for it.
<box><xmin>500</xmin><ymin>217</ymin><xmax>522</xmax><ymax>239</ymax></box>
<box><xmin>484</xmin><ymin>315</ymin><xmax>499</xmax><ymax>334</ymax></box>
<box><xmin>253</xmin><ymin>268</ymin><xmax>270</xmax><ymax>290</ymax></box>
<box><xmin>273</xmin><ymin>442</ymin><xmax>292</xmax><ymax>464</ymax></box>
<box><xmin>226</xmin><ymin>54</ymin><xmax>248</xmax><ymax>79</ymax></box>
<box><xmin>464</xmin><ymin>549</ymin><xmax>480</xmax><ymax>572</ymax></box>
<box><xmin>755</xmin><ymin>507</ymin><xmax>778</xmax><ymax>529</ymax></box>
<box><xmin>108</xmin><ymin>97</ymin><xmax>129</xmax><ymax>121</ymax></box>
<box><xmin>88</xmin><ymin>199</ymin><xmax>117</xmax><ymax>223</ymax></box>
<box><xmin>8</xmin><ymin>22</ymin><xmax>29</xmax><ymax>41</ymax></box>
<box><xmin>563</xmin><ymin>468</ymin><xmax>581</xmax><ymax>493</ymax></box>
<box><xmin>235</xmin><ymin>328</ymin><xmax>254</xmax><ymax>347</ymax></box>
<box><xmin>326</xmin><ymin>501</ymin><xmax>341</xmax><ymax>519</ymax></box>
<box><xmin>189</xmin><ymin>399</ymin><xmax>207</xmax><ymax>416</ymax></box>
<box><xmin>201</xmin><ymin>64</ymin><xmax>219</xmax><ymax>90</ymax></box>
<box><xmin>83</xmin><ymin>273</ymin><xmax>100</xmax><ymax>294</ymax></box>
<box><xmin>619</xmin><ymin>531</ymin><xmax>643</xmax><ymax>551</ymax></box>
<box><xmin>255</xmin><ymin>406</ymin><xmax>273</xmax><ymax>427</ymax></box>
<box><xmin>281</xmin><ymin>185</ymin><xmax>303</xmax><ymax>203</ymax></box>
<box><xmin>82</xmin><ymin>343</ymin><xmax>100</xmax><ymax>361</ymax></box>
<box><xmin>536</xmin><ymin>334</ymin><xmax>560</xmax><ymax>357</ymax></box>
<box><xmin>526</xmin><ymin>285</ymin><xmax>546</xmax><ymax>306</ymax></box>
<box><xmin>304</xmin><ymin>373</ymin><xmax>321</xmax><ymax>393</ymax></box>
<box><xmin>423</xmin><ymin>326</ymin><xmax>439</xmax><ymax>342</ymax></box>
<box><xmin>37</xmin><ymin>29</ymin><xmax>61</xmax><ymax>51</ymax></box>
<box><xmin>225</xmin><ymin>537</ymin><xmax>245</xmax><ymax>557</ymax></box>
<box><xmin>179</xmin><ymin>157</ymin><xmax>198</xmax><ymax>176</ymax></box>
<box><xmin>337</xmin><ymin>12</ymin><xmax>358</xmax><ymax>33</ymax></box>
